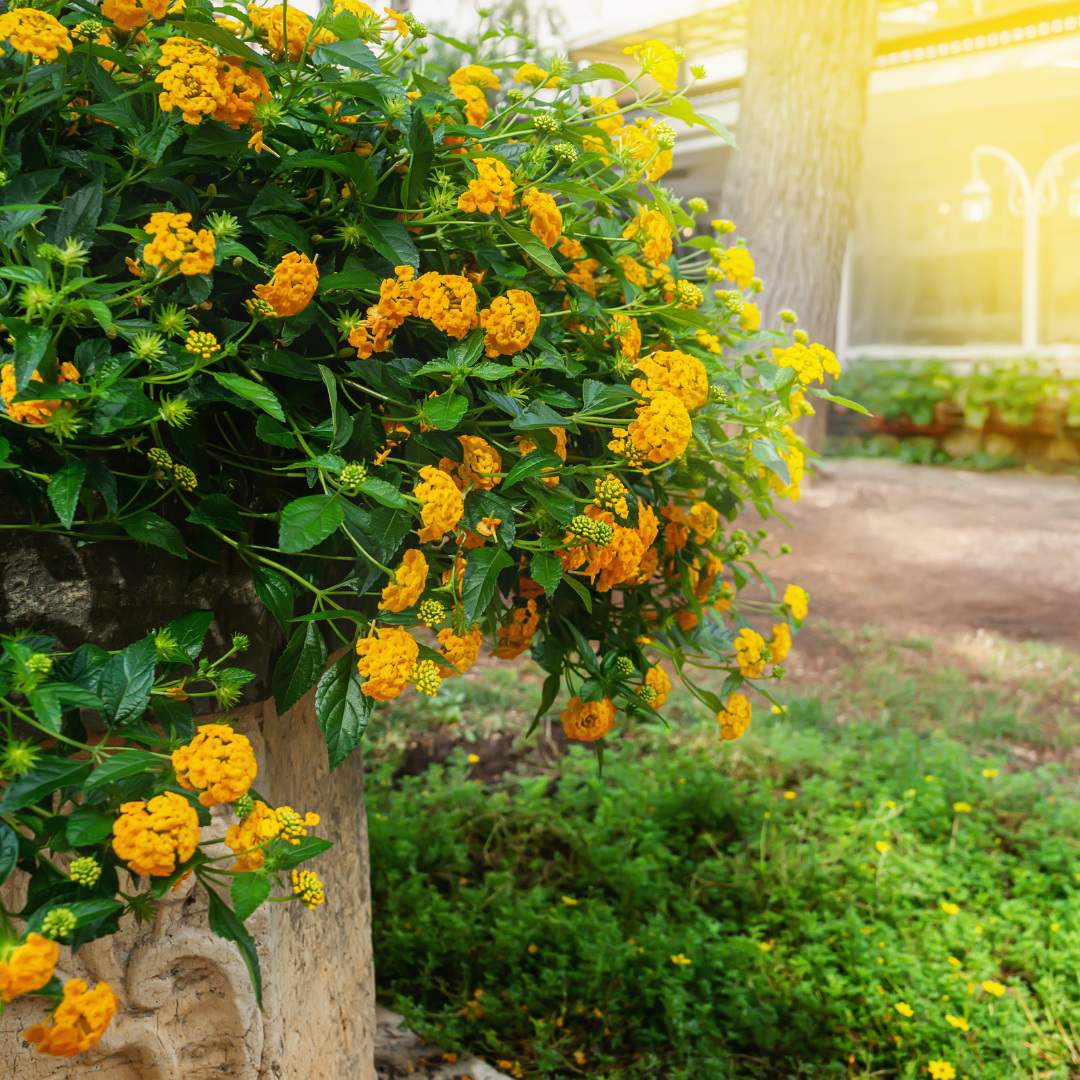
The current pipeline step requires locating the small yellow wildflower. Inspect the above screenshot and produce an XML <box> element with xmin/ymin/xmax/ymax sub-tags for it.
<box><xmin>670</xmin><ymin>953</ymin><xmax>691</xmax><ymax>965</ymax></box>
<box><xmin>948</xmin><ymin>956</ymin><xmax>962</xmax><ymax>968</ymax></box>
<box><xmin>757</xmin><ymin>941</ymin><xmax>773</xmax><ymax>952</ymax></box>
<box><xmin>982</xmin><ymin>980</ymin><xmax>1005</xmax><ymax>996</ymax></box>
<box><xmin>940</xmin><ymin>902</ymin><xmax>960</xmax><ymax>915</ymax></box>
<box><xmin>467</xmin><ymin>754</ymin><xmax>480</xmax><ymax>765</ymax></box>
<box><xmin>982</xmin><ymin>768</ymin><xmax>998</xmax><ymax>778</ymax></box>
<box><xmin>876</xmin><ymin>841</ymin><xmax>890</xmax><ymax>854</ymax></box>
<box><xmin>945</xmin><ymin>1014</ymin><xmax>969</xmax><ymax>1031</ymax></box>
<box><xmin>895</xmin><ymin>1002</ymin><xmax>914</xmax><ymax>1018</ymax></box>
<box><xmin>561</xmin><ymin>896</ymin><xmax>578</xmax><ymax>906</ymax></box>
<box><xmin>953</xmin><ymin>802</ymin><xmax>972</xmax><ymax>813</ymax></box>
<box><xmin>784</xmin><ymin>791</ymin><xmax>796</xmax><ymax>801</ymax></box>
<box><xmin>928</xmin><ymin>1060</ymin><xmax>956</xmax><ymax>1080</ymax></box>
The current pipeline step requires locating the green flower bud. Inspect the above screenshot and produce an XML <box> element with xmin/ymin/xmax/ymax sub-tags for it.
<box><xmin>616</xmin><ymin>656</ymin><xmax>634</xmax><ymax>676</ymax></box>
<box><xmin>340</xmin><ymin>461</ymin><xmax>368</xmax><ymax>486</ymax></box>
<box><xmin>234</xmin><ymin>792</ymin><xmax>255</xmax><ymax>822</ymax></box>
<box><xmin>569</xmin><ymin>514</ymin><xmax>613</xmax><ymax>547</ymax></box>
<box><xmin>418</xmin><ymin>598</ymin><xmax>446</xmax><ymax>628</ymax></box>
<box><xmin>41</xmin><ymin>907</ymin><xmax>77</xmax><ymax>940</ymax></box>
<box><xmin>69</xmin><ymin>856</ymin><xmax>102</xmax><ymax>888</ymax></box>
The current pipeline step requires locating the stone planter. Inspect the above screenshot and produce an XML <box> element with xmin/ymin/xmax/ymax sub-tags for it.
<box><xmin>0</xmin><ymin>534</ymin><xmax>376</xmax><ymax>1079</ymax></box>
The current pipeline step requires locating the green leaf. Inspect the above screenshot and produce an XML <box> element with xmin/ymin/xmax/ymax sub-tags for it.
<box><xmin>99</xmin><ymin>637</ymin><xmax>158</xmax><ymax>725</ymax></box>
<box><xmin>278</xmin><ymin>495</ymin><xmax>344</xmax><ymax>553</ymax></box>
<box><xmin>529</xmin><ymin>552</ymin><xmax>563</xmax><ymax>596</ymax></box>
<box><xmin>425</xmin><ymin>392</ymin><xmax>468</xmax><ymax>431</ymax></box>
<box><xmin>0</xmin><ymin>822</ymin><xmax>19</xmax><ymax>884</ymax></box>
<box><xmin>469</xmin><ymin>362</ymin><xmax>514</xmax><ymax>381</ymax></box>
<box><xmin>808</xmin><ymin>387</ymin><xmax>870</xmax><ymax>415</ymax></box>
<box><xmin>363</xmin><ymin>215</ymin><xmax>419</xmax><ymax>269</ymax></box>
<box><xmin>273</xmin><ymin>622</ymin><xmax>328</xmax><ymax>715</ymax></box>
<box><xmin>0</xmin><ymin>757</ymin><xmax>91</xmax><ymax>813</ymax></box>
<box><xmin>151</xmin><ymin>695</ymin><xmax>194</xmax><ymax>741</ymax></box>
<box><xmin>231</xmin><ymin>872</ymin><xmax>272</xmax><ymax>922</ymax></box>
<box><xmin>167</xmin><ymin>610</ymin><xmax>214</xmax><ymax>662</ymax></box>
<box><xmin>212</xmin><ymin>372</ymin><xmax>286</xmax><ymax>423</ymax></box>
<box><xmin>207</xmin><ymin>885</ymin><xmax>262</xmax><ymax>1007</ymax></box>
<box><xmin>559</xmin><ymin>572</ymin><xmax>593</xmax><ymax>614</ymax></box>
<box><xmin>135</xmin><ymin>122</ymin><xmax>184</xmax><ymax>165</ymax></box>
<box><xmin>318</xmin><ymin>364</ymin><xmax>341</xmax><ymax>443</ymax></box>
<box><xmin>405</xmin><ymin>103</ymin><xmax>435</xmax><ymax>207</ymax></box>
<box><xmin>50</xmin><ymin>177</ymin><xmax>103</xmax><ymax>245</ymax></box>
<box><xmin>319</xmin><ymin>257</ymin><xmax>380</xmax><ymax>294</ymax></box>
<box><xmin>251</xmin><ymin>563</ymin><xmax>294</xmax><ymax>632</ymax></box>
<box><xmin>567</xmin><ymin>61</ymin><xmax>630</xmax><ymax>85</ymax></box>
<box><xmin>510</xmin><ymin>401</ymin><xmax>570</xmax><ymax>431</ymax></box>
<box><xmin>84</xmin><ymin>749</ymin><xmax>163</xmax><ymax>791</ymax></box>
<box><xmin>357</xmin><ymin>477</ymin><xmax>406</xmax><ymax>509</ymax></box>
<box><xmin>263</xmin><ymin>835</ymin><xmax>333</xmax><ymax>871</ymax></box>
<box><xmin>461</xmin><ymin>546</ymin><xmax>514</xmax><ymax>626</ymax></box>
<box><xmin>187</xmin><ymin>494</ymin><xmax>245</xmax><ymax>533</ymax></box>
<box><xmin>26</xmin><ymin>686</ymin><xmax>63</xmax><ymax>735</ymax></box>
<box><xmin>312</xmin><ymin>38</ymin><xmax>380</xmax><ymax>72</ymax></box>
<box><xmin>25</xmin><ymin>898</ymin><xmax>123</xmax><ymax>938</ymax></box>
<box><xmin>64</xmin><ymin>806</ymin><xmax>117</xmax><ymax>848</ymax></box>
<box><xmin>751</xmin><ymin>439</ymin><xmax>790</xmax><ymax>487</ymax></box>
<box><xmin>491</xmin><ymin>215</ymin><xmax>562</xmax><ymax>276</ymax></box>
<box><xmin>121</xmin><ymin>511</ymin><xmax>188</xmax><ymax>559</ymax></box>
<box><xmin>504</xmin><ymin>449</ymin><xmax>563</xmax><ymax>488</ymax></box>
<box><xmin>655</xmin><ymin>98</ymin><xmax>738</xmax><ymax>149</ymax></box>
<box><xmin>255</xmin><ymin>414</ymin><xmax>297</xmax><ymax>448</ymax></box>
<box><xmin>315</xmin><ymin>651</ymin><xmax>372</xmax><ymax>772</ymax></box>
<box><xmin>175</xmin><ymin>18</ymin><xmax>265</xmax><ymax>64</ymax></box>
<box><xmin>10</xmin><ymin>323</ymin><xmax>50</xmax><ymax>392</ymax></box>
<box><xmin>527</xmin><ymin>671</ymin><xmax>561</xmax><ymax>736</ymax></box>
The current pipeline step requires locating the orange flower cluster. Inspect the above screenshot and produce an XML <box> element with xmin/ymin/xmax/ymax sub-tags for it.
<box><xmin>480</xmin><ymin>289</ymin><xmax>540</xmax><ymax>356</ymax></box>
<box><xmin>717</xmin><ymin>693</ymin><xmax>752</xmax><ymax>741</ymax></box>
<box><xmin>356</xmin><ymin>626</ymin><xmax>419</xmax><ymax>701</ymax></box>
<box><xmin>349</xmin><ymin>265</ymin><xmax>416</xmax><ymax>358</ymax></box>
<box><xmin>253</xmin><ymin>251</ymin><xmax>319</xmax><ymax>317</ymax></box>
<box><xmin>622</xmin><ymin>208</ymin><xmax>673</xmax><ymax>268</ymax></box>
<box><xmin>101</xmin><ymin>0</ymin><xmax>167</xmax><ymax>31</ymax></box>
<box><xmin>156</xmin><ymin>38</ymin><xmax>269</xmax><ymax>129</ymax></box>
<box><xmin>379</xmin><ymin>548</ymin><xmax>428</xmax><ymax>612</ymax></box>
<box><xmin>24</xmin><ymin>979</ymin><xmax>118</xmax><ymax>1057</ymax></box>
<box><xmin>561</xmin><ymin>501</ymin><xmax>658</xmax><ymax>593</ymax></box>
<box><xmin>561</xmin><ymin>696</ymin><xmax>616</xmax><ymax>741</ymax></box>
<box><xmin>612</xmin><ymin>315</ymin><xmax>641</xmax><ymax>360</ymax></box>
<box><xmin>440</xmin><ymin>434</ymin><xmax>502</xmax><ymax>493</ymax></box>
<box><xmin>644</xmin><ymin>665</ymin><xmax>671</xmax><ymax>707</ymax></box>
<box><xmin>414</xmin><ymin>464</ymin><xmax>465</xmax><ymax>541</ymax></box>
<box><xmin>0</xmin><ymin>934</ymin><xmax>59</xmax><ymax>1004</ymax></box>
<box><xmin>141</xmin><ymin>211</ymin><xmax>216</xmax><ymax>276</ymax></box>
<box><xmin>458</xmin><ymin>158</ymin><xmax>516</xmax><ymax>215</ymax></box>
<box><xmin>0</xmin><ymin>8</ymin><xmax>72</xmax><ymax>61</ymax></box>
<box><xmin>632</xmin><ymin>349</ymin><xmax>708</xmax><ymax>410</ymax></box>
<box><xmin>608</xmin><ymin>391</ymin><xmax>692</xmax><ymax>467</ymax></box>
<box><xmin>225</xmin><ymin>801</ymin><xmax>321</xmax><ymax>870</ymax></box>
<box><xmin>437</xmin><ymin>624</ymin><xmax>483</xmax><ymax>676</ymax></box>
<box><xmin>111</xmin><ymin>791</ymin><xmax>200</xmax><ymax>877</ymax></box>
<box><xmin>496</xmin><ymin>600</ymin><xmax>539</xmax><ymax>659</ymax></box>
<box><xmin>449</xmin><ymin>64</ymin><xmax>499</xmax><ymax>127</ymax></box>
<box><xmin>412</xmin><ymin>272</ymin><xmax>479</xmax><ymax>339</ymax></box>
<box><xmin>734</xmin><ymin>627</ymin><xmax>767</xmax><ymax>678</ymax></box>
<box><xmin>688</xmin><ymin>501</ymin><xmax>719</xmax><ymax>543</ymax></box>
<box><xmin>1</xmin><ymin>362</ymin><xmax>80</xmax><ymax>425</ymax></box>
<box><xmin>171</xmin><ymin>723</ymin><xmax>258</xmax><ymax>807</ymax></box>
<box><xmin>521</xmin><ymin>188</ymin><xmax>562</xmax><ymax>248</ymax></box>
<box><xmin>247</xmin><ymin>2</ymin><xmax>335</xmax><ymax>61</ymax></box>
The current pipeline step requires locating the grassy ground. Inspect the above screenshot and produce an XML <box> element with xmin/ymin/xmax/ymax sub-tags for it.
<box><xmin>364</xmin><ymin>625</ymin><xmax>1080</xmax><ymax>1079</ymax></box>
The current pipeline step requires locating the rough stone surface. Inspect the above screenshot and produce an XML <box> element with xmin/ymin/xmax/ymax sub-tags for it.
<box><xmin>374</xmin><ymin>1007</ymin><xmax>513</xmax><ymax>1080</ymax></box>
<box><xmin>1</xmin><ymin>683</ymin><xmax>376</xmax><ymax>1080</ymax></box>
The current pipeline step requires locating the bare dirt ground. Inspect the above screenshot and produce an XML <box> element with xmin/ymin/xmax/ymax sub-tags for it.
<box><xmin>755</xmin><ymin>459</ymin><xmax>1080</xmax><ymax>650</ymax></box>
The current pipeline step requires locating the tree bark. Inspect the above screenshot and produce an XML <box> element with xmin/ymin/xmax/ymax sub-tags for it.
<box><xmin>721</xmin><ymin>0</ymin><xmax>877</xmax><ymax>449</ymax></box>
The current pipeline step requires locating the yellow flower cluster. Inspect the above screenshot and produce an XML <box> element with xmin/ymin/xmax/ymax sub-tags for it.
<box><xmin>561</xmin><ymin>696</ymin><xmax>616</xmax><ymax>741</ymax></box>
<box><xmin>349</xmin><ymin>264</ymin><xmax>415</xmax><ymax>358</ymax></box>
<box><xmin>514</xmin><ymin>62</ymin><xmax>554</xmax><ymax>87</ymax></box>
<box><xmin>622</xmin><ymin>208</ymin><xmax>673</xmax><ymax>268</ymax></box>
<box><xmin>688</xmin><ymin>501</ymin><xmax>719</xmax><ymax>543</ymax></box>
<box><xmin>734</xmin><ymin>627</ymin><xmax>767</xmax><ymax>678</ymax></box>
<box><xmin>449</xmin><ymin>64</ymin><xmax>499</xmax><ymax>126</ymax></box>
<box><xmin>440</xmin><ymin>434</ymin><xmax>502</xmax><ymax>492</ymax></box>
<box><xmin>717</xmin><ymin>246</ymin><xmax>755</xmax><ymax>289</ymax></box>
<box><xmin>24</xmin><ymin>979</ymin><xmax>118</xmax><ymax>1057</ymax></box>
<box><xmin>102</xmin><ymin>0</ymin><xmax>167</xmax><ymax>30</ymax></box>
<box><xmin>561</xmin><ymin>501</ymin><xmax>658</xmax><ymax>594</ymax></box>
<box><xmin>412</xmin><ymin>272</ymin><xmax>479</xmax><ymax>339</ymax></box>
<box><xmin>0</xmin><ymin>8</ymin><xmax>72</xmax><ymax>61</ymax></box>
<box><xmin>496</xmin><ymin>600</ymin><xmax>540</xmax><ymax>660</ymax></box>
<box><xmin>458</xmin><ymin>157</ymin><xmax>516</xmax><ymax>216</ymax></box>
<box><xmin>247</xmin><ymin>2</ymin><xmax>335</xmax><ymax>61</ymax></box>
<box><xmin>609</xmin><ymin>391</ymin><xmax>692</xmax><ymax>468</ymax></box>
<box><xmin>593</xmin><ymin>473</ymin><xmax>629</xmax><ymax>517</ymax></box>
<box><xmin>784</xmin><ymin>584</ymin><xmax>809</xmax><ymax>621</ymax></box>
<box><xmin>623</xmin><ymin>39</ymin><xmax>679</xmax><ymax>90</ymax></box>
<box><xmin>292</xmin><ymin>868</ymin><xmax>325</xmax><ymax>910</ymax></box>
<box><xmin>612</xmin><ymin>314</ymin><xmax>642</xmax><ymax>360</ymax></box>
<box><xmin>112</xmin><ymin>792</ymin><xmax>200</xmax><ymax>877</ymax></box>
<box><xmin>1</xmin><ymin>362</ymin><xmax>80</xmax><ymax>425</ymax></box>
<box><xmin>770</xmin><ymin>622</ymin><xmax>792</xmax><ymax>663</ymax></box>
<box><xmin>254</xmin><ymin>251</ymin><xmax>319</xmax><ymax>318</ymax></box>
<box><xmin>379</xmin><ymin>548</ymin><xmax>428</xmax><ymax>612</ymax></box>
<box><xmin>717</xmin><ymin>693</ymin><xmax>752</xmax><ymax>741</ymax></box>
<box><xmin>765</xmin><ymin>426</ymin><xmax>804</xmax><ymax>501</ymax></box>
<box><xmin>521</xmin><ymin>188</ymin><xmax>562</xmax><ymax>248</ymax></box>
<box><xmin>171</xmin><ymin>723</ymin><xmax>258</xmax><ymax>808</ymax></box>
<box><xmin>414</xmin><ymin>464</ymin><xmax>464</xmax><ymax>542</ymax></box>
<box><xmin>437</xmin><ymin>625</ymin><xmax>483</xmax><ymax>677</ymax></box>
<box><xmin>141</xmin><ymin>211</ymin><xmax>216</xmax><ymax>276</ymax></box>
<box><xmin>617</xmin><ymin>117</ymin><xmax>673</xmax><ymax>182</ymax></box>
<box><xmin>772</xmin><ymin>342</ymin><xmax>841</xmax><ymax>385</ymax></box>
<box><xmin>0</xmin><ymin>934</ymin><xmax>59</xmax><ymax>1004</ymax></box>
<box><xmin>514</xmin><ymin>427</ymin><xmax>566</xmax><ymax>488</ymax></box>
<box><xmin>644</xmin><ymin>665</ymin><xmax>671</xmax><ymax>707</ymax></box>
<box><xmin>632</xmin><ymin>349</ymin><xmax>708</xmax><ymax>410</ymax></box>
<box><xmin>480</xmin><ymin>289</ymin><xmax>540</xmax><ymax>357</ymax></box>
<box><xmin>156</xmin><ymin>38</ymin><xmax>227</xmax><ymax>126</ymax></box>
<box><xmin>356</xmin><ymin>625</ymin><xmax>420</xmax><ymax>701</ymax></box>
<box><xmin>224</xmin><ymin>800</ymin><xmax>320</xmax><ymax>870</ymax></box>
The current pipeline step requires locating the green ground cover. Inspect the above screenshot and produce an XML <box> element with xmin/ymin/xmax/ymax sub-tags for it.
<box><xmin>365</xmin><ymin>628</ymin><xmax>1080</xmax><ymax>1079</ymax></box>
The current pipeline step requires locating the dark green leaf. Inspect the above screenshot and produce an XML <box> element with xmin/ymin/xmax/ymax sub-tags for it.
<box><xmin>461</xmin><ymin>546</ymin><xmax>514</xmax><ymax>625</ymax></box>
<box><xmin>26</xmin><ymin>686</ymin><xmax>63</xmax><ymax>735</ymax></box>
<box><xmin>315</xmin><ymin>651</ymin><xmax>372</xmax><ymax>772</ymax></box>
<box><xmin>99</xmin><ymin>637</ymin><xmax>157</xmax><ymax>725</ymax></box>
<box><xmin>251</xmin><ymin>564</ymin><xmax>294</xmax><ymax>632</ymax></box>
<box><xmin>491</xmin><ymin>215</ymin><xmax>562</xmax><ymax>276</ymax></box>
<box><xmin>231</xmin><ymin>872</ymin><xmax>272</xmax><ymax>922</ymax></box>
<box><xmin>312</xmin><ymin>38</ymin><xmax>380</xmax><ymax>72</ymax></box>
<box><xmin>207</xmin><ymin>886</ymin><xmax>262</xmax><ymax>1007</ymax></box>
<box><xmin>50</xmin><ymin>177</ymin><xmax>103</xmax><ymax>245</ymax></box>
<box><xmin>425</xmin><ymin>392</ymin><xmax>468</xmax><ymax>431</ymax></box>
<box><xmin>187</xmin><ymin>494</ymin><xmax>245</xmax><ymax>533</ymax></box>
<box><xmin>363</xmin><ymin>215</ymin><xmax>418</xmax><ymax>269</ymax></box>
<box><xmin>0</xmin><ymin>757</ymin><xmax>91</xmax><ymax>813</ymax></box>
<box><xmin>0</xmin><ymin>822</ymin><xmax>18</xmax><ymax>884</ymax></box>
<box><xmin>212</xmin><ymin>373</ymin><xmax>286</xmax><ymax>422</ymax></box>
<box><xmin>273</xmin><ymin>622</ymin><xmax>327</xmax><ymax>715</ymax></box>
<box><xmin>166</xmin><ymin>610</ymin><xmax>214</xmax><ymax>662</ymax></box>
<box><xmin>120</xmin><ymin>511</ymin><xmax>188</xmax><ymax>559</ymax></box>
<box><xmin>526</xmin><ymin>672</ymin><xmax>561</xmax><ymax>736</ymax></box>
<box><xmin>509</xmin><ymin>401</ymin><xmax>569</xmax><ymax>431</ymax></box>
<box><xmin>25</xmin><ymin>898</ymin><xmax>123</xmax><ymax>938</ymax></box>
<box><xmin>405</xmin><ymin>104</ymin><xmax>435</xmax><ymax>207</ymax></box>
<box><xmin>65</xmin><ymin>806</ymin><xmax>118</xmax><ymax>847</ymax></box>
<box><xmin>10</xmin><ymin>323</ymin><xmax>50</xmax><ymax>392</ymax></box>
<box><xmin>503</xmin><ymin>449</ymin><xmax>562</xmax><ymax>488</ymax></box>
<box><xmin>559</xmin><ymin>572</ymin><xmax>593</xmax><ymax>614</ymax></box>
<box><xmin>85</xmin><ymin>459</ymin><xmax>118</xmax><ymax>513</ymax></box>
<box><xmin>529</xmin><ymin>552</ymin><xmax>563</xmax><ymax>596</ymax></box>
<box><xmin>278</xmin><ymin>495</ymin><xmax>344</xmax><ymax>553</ymax></box>
<box><xmin>255</xmin><ymin>414</ymin><xmax>297</xmax><ymax>448</ymax></box>
<box><xmin>84</xmin><ymin>750</ymin><xmax>163</xmax><ymax>791</ymax></box>
<box><xmin>151</xmin><ymin>695</ymin><xmax>194</xmax><ymax>741</ymax></box>
<box><xmin>356</xmin><ymin>477</ymin><xmax>406</xmax><ymax>509</ymax></box>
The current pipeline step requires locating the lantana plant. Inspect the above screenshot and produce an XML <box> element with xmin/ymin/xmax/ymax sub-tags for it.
<box><xmin>0</xmin><ymin>0</ymin><xmax>863</xmax><ymax>1054</ymax></box>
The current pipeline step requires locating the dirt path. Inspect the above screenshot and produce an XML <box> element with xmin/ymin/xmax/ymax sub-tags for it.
<box><xmin>753</xmin><ymin>459</ymin><xmax>1080</xmax><ymax>649</ymax></box>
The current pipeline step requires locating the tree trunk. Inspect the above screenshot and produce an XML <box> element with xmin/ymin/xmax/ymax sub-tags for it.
<box><xmin>721</xmin><ymin>0</ymin><xmax>877</xmax><ymax>449</ymax></box>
